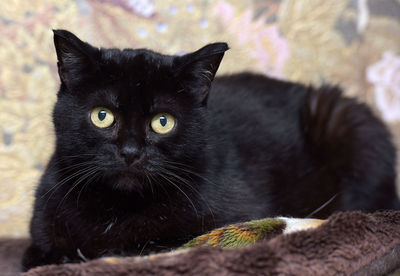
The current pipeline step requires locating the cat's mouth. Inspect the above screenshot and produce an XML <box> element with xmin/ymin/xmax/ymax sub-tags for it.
<box><xmin>112</xmin><ymin>171</ymin><xmax>148</xmax><ymax>192</ymax></box>
<box><xmin>121</xmin><ymin>170</ymin><xmax>135</xmax><ymax>177</ymax></box>
<box><xmin>107</xmin><ymin>164</ymin><xmax>156</xmax><ymax>192</ymax></box>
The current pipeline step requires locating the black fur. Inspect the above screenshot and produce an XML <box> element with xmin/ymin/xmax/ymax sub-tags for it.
<box><xmin>22</xmin><ymin>30</ymin><xmax>400</xmax><ymax>270</ymax></box>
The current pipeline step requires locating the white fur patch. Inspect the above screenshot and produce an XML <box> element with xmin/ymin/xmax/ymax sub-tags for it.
<box><xmin>278</xmin><ymin>217</ymin><xmax>326</xmax><ymax>234</ymax></box>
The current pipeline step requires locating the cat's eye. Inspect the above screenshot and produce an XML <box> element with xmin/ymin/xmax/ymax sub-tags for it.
<box><xmin>151</xmin><ymin>113</ymin><xmax>176</xmax><ymax>134</ymax></box>
<box><xmin>90</xmin><ymin>107</ymin><xmax>115</xmax><ymax>128</ymax></box>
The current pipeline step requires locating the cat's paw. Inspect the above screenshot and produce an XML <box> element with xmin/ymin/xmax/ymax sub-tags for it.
<box><xmin>21</xmin><ymin>244</ymin><xmax>73</xmax><ymax>271</ymax></box>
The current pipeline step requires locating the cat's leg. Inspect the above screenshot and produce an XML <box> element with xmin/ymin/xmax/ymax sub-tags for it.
<box><xmin>303</xmin><ymin>86</ymin><xmax>399</xmax><ymax>213</ymax></box>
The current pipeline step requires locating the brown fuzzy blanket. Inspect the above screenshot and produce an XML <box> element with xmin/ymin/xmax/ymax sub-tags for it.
<box><xmin>2</xmin><ymin>211</ymin><xmax>400</xmax><ymax>276</ymax></box>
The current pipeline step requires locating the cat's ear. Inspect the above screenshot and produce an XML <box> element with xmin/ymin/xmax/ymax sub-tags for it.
<box><xmin>53</xmin><ymin>29</ymin><xmax>99</xmax><ymax>88</ymax></box>
<box><xmin>175</xmin><ymin>43</ymin><xmax>229</xmax><ymax>105</ymax></box>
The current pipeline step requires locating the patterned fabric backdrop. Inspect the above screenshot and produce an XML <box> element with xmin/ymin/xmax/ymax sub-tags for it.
<box><xmin>0</xmin><ymin>0</ymin><xmax>399</xmax><ymax>237</ymax></box>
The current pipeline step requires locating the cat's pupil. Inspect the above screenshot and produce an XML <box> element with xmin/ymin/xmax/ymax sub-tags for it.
<box><xmin>98</xmin><ymin>110</ymin><xmax>107</xmax><ymax>121</ymax></box>
<box><xmin>160</xmin><ymin>115</ymin><xmax>167</xmax><ymax>127</ymax></box>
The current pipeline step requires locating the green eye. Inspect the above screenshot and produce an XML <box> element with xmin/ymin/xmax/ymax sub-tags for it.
<box><xmin>90</xmin><ymin>107</ymin><xmax>114</xmax><ymax>128</ymax></box>
<box><xmin>151</xmin><ymin>113</ymin><xmax>175</xmax><ymax>134</ymax></box>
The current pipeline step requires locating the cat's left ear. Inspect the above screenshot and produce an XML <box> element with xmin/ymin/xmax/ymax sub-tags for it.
<box><xmin>175</xmin><ymin>43</ymin><xmax>229</xmax><ymax>105</ymax></box>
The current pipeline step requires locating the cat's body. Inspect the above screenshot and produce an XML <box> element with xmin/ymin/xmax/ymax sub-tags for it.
<box><xmin>22</xmin><ymin>30</ymin><xmax>399</xmax><ymax>270</ymax></box>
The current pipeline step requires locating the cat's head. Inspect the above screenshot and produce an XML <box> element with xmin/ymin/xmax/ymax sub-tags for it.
<box><xmin>52</xmin><ymin>29</ymin><xmax>228</xmax><ymax>192</ymax></box>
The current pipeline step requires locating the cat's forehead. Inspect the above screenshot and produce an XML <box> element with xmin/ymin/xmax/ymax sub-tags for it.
<box><xmin>100</xmin><ymin>48</ymin><xmax>174</xmax><ymax>72</ymax></box>
<box><xmin>94</xmin><ymin>48</ymin><xmax>177</xmax><ymax>91</ymax></box>
<box><xmin>80</xmin><ymin>49</ymin><xmax>179</xmax><ymax>108</ymax></box>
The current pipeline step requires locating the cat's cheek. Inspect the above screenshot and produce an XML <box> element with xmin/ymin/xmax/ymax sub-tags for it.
<box><xmin>86</xmin><ymin>115</ymin><xmax>121</xmax><ymax>142</ymax></box>
<box><xmin>145</xmin><ymin>121</ymin><xmax>179</xmax><ymax>144</ymax></box>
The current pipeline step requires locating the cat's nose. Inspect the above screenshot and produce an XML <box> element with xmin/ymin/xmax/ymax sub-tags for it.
<box><xmin>120</xmin><ymin>146</ymin><xmax>141</xmax><ymax>166</ymax></box>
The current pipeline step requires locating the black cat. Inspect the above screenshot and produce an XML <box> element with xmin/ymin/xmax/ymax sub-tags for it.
<box><xmin>22</xmin><ymin>29</ymin><xmax>399</xmax><ymax>270</ymax></box>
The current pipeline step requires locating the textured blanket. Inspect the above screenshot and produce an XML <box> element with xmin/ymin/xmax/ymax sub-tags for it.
<box><xmin>1</xmin><ymin>211</ymin><xmax>400</xmax><ymax>275</ymax></box>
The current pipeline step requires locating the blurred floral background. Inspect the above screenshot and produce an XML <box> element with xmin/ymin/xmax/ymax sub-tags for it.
<box><xmin>0</xmin><ymin>0</ymin><xmax>399</xmax><ymax>237</ymax></box>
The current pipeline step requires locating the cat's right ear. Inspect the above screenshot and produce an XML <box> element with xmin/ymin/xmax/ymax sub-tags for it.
<box><xmin>53</xmin><ymin>29</ymin><xmax>99</xmax><ymax>88</ymax></box>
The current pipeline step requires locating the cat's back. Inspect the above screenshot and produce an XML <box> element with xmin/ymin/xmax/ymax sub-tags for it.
<box><xmin>207</xmin><ymin>73</ymin><xmax>307</xmax><ymax>155</ymax></box>
<box><xmin>209</xmin><ymin>73</ymin><xmax>306</xmax><ymax>114</ymax></box>
<box><xmin>207</xmin><ymin>72</ymin><xmax>399</xmax><ymax>217</ymax></box>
